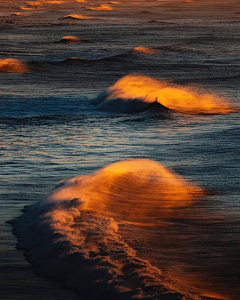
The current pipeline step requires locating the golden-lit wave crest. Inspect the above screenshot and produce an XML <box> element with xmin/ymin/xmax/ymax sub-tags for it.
<box><xmin>12</xmin><ymin>12</ymin><xmax>30</xmax><ymax>16</ymax></box>
<box><xmin>43</xmin><ymin>159</ymin><xmax>205</xmax><ymax>225</ymax></box>
<box><xmin>26</xmin><ymin>0</ymin><xmax>64</xmax><ymax>5</ymax></box>
<box><xmin>83</xmin><ymin>159</ymin><xmax>204</xmax><ymax>222</ymax></box>
<box><xmin>0</xmin><ymin>58</ymin><xmax>32</xmax><ymax>73</ymax></box>
<box><xmin>60</xmin><ymin>35</ymin><xmax>82</xmax><ymax>43</ymax></box>
<box><xmin>87</xmin><ymin>4</ymin><xmax>113</xmax><ymax>11</ymax></box>
<box><xmin>133</xmin><ymin>46</ymin><xmax>159</xmax><ymax>55</ymax></box>
<box><xmin>109</xmin><ymin>1</ymin><xmax>123</xmax><ymax>4</ymax></box>
<box><xmin>25</xmin><ymin>1</ymin><xmax>44</xmax><ymax>6</ymax></box>
<box><xmin>45</xmin><ymin>0</ymin><xmax>64</xmax><ymax>3</ymax></box>
<box><xmin>64</xmin><ymin>14</ymin><xmax>95</xmax><ymax>19</ymax></box>
<box><xmin>99</xmin><ymin>74</ymin><xmax>237</xmax><ymax>114</ymax></box>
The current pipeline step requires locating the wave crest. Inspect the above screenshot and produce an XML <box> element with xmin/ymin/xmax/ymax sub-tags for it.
<box><xmin>133</xmin><ymin>46</ymin><xmax>159</xmax><ymax>55</ymax></box>
<box><xmin>0</xmin><ymin>58</ymin><xmax>32</xmax><ymax>73</ymax></box>
<box><xmin>92</xmin><ymin>74</ymin><xmax>237</xmax><ymax>114</ymax></box>
<box><xmin>60</xmin><ymin>35</ymin><xmax>82</xmax><ymax>43</ymax></box>
<box><xmin>63</xmin><ymin>14</ymin><xmax>95</xmax><ymax>20</ymax></box>
<box><xmin>86</xmin><ymin>4</ymin><xmax>113</xmax><ymax>11</ymax></box>
<box><xmin>42</xmin><ymin>159</ymin><xmax>205</xmax><ymax>223</ymax></box>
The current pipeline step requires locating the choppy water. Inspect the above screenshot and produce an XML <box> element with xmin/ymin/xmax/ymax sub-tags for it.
<box><xmin>0</xmin><ymin>1</ymin><xmax>240</xmax><ymax>300</ymax></box>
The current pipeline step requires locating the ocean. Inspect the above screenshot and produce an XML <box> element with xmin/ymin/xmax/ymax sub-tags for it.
<box><xmin>0</xmin><ymin>0</ymin><xmax>239</xmax><ymax>299</ymax></box>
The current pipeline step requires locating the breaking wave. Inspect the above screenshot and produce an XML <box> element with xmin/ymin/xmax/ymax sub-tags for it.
<box><xmin>11</xmin><ymin>159</ymin><xmax>206</xmax><ymax>300</ymax></box>
<box><xmin>92</xmin><ymin>74</ymin><xmax>237</xmax><ymax>114</ymax></box>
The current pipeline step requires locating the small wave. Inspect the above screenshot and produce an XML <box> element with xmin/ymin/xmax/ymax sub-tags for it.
<box><xmin>11</xmin><ymin>12</ymin><xmax>30</xmax><ymax>16</ymax></box>
<box><xmin>62</xmin><ymin>14</ymin><xmax>95</xmax><ymax>20</ymax></box>
<box><xmin>59</xmin><ymin>35</ymin><xmax>82</xmax><ymax>43</ymax></box>
<box><xmin>26</xmin><ymin>0</ymin><xmax>64</xmax><ymax>5</ymax></box>
<box><xmin>45</xmin><ymin>0</ymin><xmax>64</xmax><ymax>3</ymax></box>
<box><xmin>11</xmin><ymin>159</ymin><xmax>205</xmax><ymax>299</ymax></box>
<box><xmin>18</xmin><ymin>5</ymin><xmax>36</xmax><ymax>11</ymax></box>
<box><xmin>110</xmin><ymin>1</ymin><xmax>123</xmax><ymax>4</ymax></box>
<box><xmin>0</xmin><ymin>58</ymin><xmax>32</xmax><ymax>73</ymax></box>
<box><xmin>86</xmin><ymin>4</ymin><xmax>113</xmax><ymax>11</ymax></box>
<box><xmin>62</xmin><ymin>57</ymin><xmax>93</xmax><ymax>64</ymax></box>
<box><xmin>92</xmin><ymin>74</ymin><xmax>237</xmax><ymax>114</ymax></box>
<box><xmin>133</xmin><ymin>46</ymin><xmax>159</xmax><ymax>55</ymax></box>
<box><xmin>25</xmin><ymin>1</ymin><xmax>44</xmax><ymax>7</ymax></box>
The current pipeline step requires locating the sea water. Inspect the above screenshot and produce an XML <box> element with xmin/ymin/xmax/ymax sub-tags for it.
<box><xmin>0</xmin><ymin>1</ymin><xmax>239</xmax><ymax>299</ymax></box>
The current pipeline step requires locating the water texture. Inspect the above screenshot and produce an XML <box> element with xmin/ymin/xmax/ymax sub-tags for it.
<box><xmin>0</xmin><ymin>1</ymin><xmax>239</xmax><ymax>300</ymax></box>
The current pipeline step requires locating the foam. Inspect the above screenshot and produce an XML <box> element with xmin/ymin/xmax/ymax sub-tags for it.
<box><xmin>92</xmin><ymin>74</ymin><xmax>237</xmax><ymax>114</ymax></box>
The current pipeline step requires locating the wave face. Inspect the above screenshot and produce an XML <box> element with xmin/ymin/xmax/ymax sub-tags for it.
<box><xmin>13</xmin><ymin>159</ymin><xmax>206</xmax><ymax>300</ymax></box>
<box><xmin>92</xmin><ymin>74</ymin><xmax>236</xmax><ymax>114</ymax></box>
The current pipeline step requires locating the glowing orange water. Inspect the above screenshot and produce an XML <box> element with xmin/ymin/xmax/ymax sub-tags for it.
<box><xmin>44</xmin><ymin>159</ymin><xmax>205</xmax><ymax>225</ymax></box>
<box><xmin>106</xmin><ymin>74</ymin><xmax>237</xmax><ymax>114</ymax></box>
<box><xmin>0</xmin><ymin>58</ymin><xmax>32</xmax><ymax>73</ymax></box>
<box><xmin>133</xmin><ymin>46</ymin><xmax>159</xmax><ymax>55</ymax></box>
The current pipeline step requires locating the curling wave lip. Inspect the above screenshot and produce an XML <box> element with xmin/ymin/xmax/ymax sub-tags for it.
<box><xmin>92</xmin><ymin>74</ymin><xmax>238</xmax><ymax>114</ymax></box>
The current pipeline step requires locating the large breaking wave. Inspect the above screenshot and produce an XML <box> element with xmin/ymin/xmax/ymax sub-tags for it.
<box><xmin>11</xmin><ymin>159</ymin><xmax>206</xmax><ymax>300</ymax></box>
